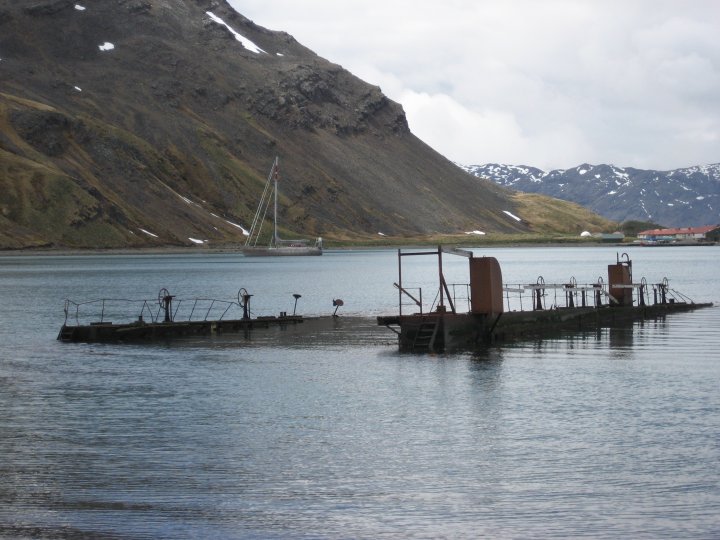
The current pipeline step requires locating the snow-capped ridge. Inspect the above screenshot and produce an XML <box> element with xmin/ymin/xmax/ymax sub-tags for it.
<box><xmin>463</xmin><ymin>162</ymin><xmax>720</xmax><ymax>227</ymax></box>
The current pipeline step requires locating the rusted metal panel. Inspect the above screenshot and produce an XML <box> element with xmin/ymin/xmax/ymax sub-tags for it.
<box><xmin>469</xmin><ymin>257</ymin><xmax>504</xmax><ymax>315</ymax></box>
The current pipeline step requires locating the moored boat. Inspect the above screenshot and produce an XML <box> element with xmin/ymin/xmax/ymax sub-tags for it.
<box><xmin>242</xmin><ymin>157</ymin><xmax>322</xmax><ymax>256</ymax></box>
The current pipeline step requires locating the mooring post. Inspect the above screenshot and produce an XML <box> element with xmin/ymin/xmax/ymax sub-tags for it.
<box><xmin>566</xmin><ymin>285</ymin><xmax>574</xmax><ymax>308</ymax></box>
<box><xmin>242</xmin><ymin>293</ymin><xmax>252</xmax><ymax>319</ymax></box>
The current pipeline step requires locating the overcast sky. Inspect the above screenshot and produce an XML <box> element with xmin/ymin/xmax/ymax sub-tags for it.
<box><xmin>229</xmin><ymin>0</ymin><xmax>719</xmax><ymax>171</ymax></box>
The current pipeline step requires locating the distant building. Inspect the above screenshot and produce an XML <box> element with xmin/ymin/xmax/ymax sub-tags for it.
<box><xmin>637</xmin><ymin>225</ymin><xmax>720</xmax><ymax>245</ymax></box>
<box><xmin>593</xmin><ymin>232</ymin><xmax>625</xmax><ymax>243</ymax></box>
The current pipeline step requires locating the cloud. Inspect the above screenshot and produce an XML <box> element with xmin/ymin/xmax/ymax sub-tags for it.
<box><xmin>231</xmin><ymin>0</ymin><xmax>720</xmax><ymax>170</ymax></box>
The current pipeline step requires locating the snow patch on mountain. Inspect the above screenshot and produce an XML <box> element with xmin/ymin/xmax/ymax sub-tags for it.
<box><xmin>206</xmin><ymin>12</ymin><xmax>266</xmax><ymax>54</ymax></box>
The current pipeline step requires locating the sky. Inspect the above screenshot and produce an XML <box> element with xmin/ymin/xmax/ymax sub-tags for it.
<box><xmin>229</xmin><ymin>0</ymin><xmax>719</xmax><ymax>171</ymax></box>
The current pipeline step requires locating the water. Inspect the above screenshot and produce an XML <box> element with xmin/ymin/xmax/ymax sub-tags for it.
<box><xmin>1</xmin><ymin>246</ymin><xmax>719</xmax><ymax>539</ymax></box>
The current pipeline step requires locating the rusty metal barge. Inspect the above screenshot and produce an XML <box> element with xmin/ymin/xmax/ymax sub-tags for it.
<box><xmin>57</xmin><ymin>287</ymin><xmax>311</xmax><ymax>343</ymax></box>
<box><xmin>377</xmin><ymin>247</ymin><xmax>713</xmax><ymax>352</ymax></box>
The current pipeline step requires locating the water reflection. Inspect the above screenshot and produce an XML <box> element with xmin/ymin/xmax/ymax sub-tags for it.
<box><xmin>607</xmin><ymin>325</ymin><xmax>634</xmax><ymax>353</ymax></box>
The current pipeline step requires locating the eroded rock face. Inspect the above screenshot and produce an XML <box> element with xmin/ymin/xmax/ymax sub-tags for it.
<box><xmin>249</xmin><ymin>65</ymin><xmax>408</xmax><ymax>135</ymax></box>
<box><xmin>11</xmin><ymin>111</ymin><xmax>73</xmax><ymax>157</ymax></box>
<box><xmin>124</xmin><ymin>1</ymin><xmax>153</xmax><ymax>15</ymax></box>
<box><xmin>22</xmin><ymin>1</ymin><xmax>75</xmax><ymax>17</ymax></box>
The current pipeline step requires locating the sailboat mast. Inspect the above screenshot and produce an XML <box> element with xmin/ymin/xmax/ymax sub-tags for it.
<box><xmin>273</xmin><ymin>156</ymin><xmax>278</xmax><ymax>244</ymax></box>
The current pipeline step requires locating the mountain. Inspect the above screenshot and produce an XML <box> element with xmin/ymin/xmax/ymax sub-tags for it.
<box><xmin>0</xmin><ymin>0</ymin><xmax>613</xmax><ymax>249</ymax></box>
<box><xmin>462</xmin><ymin>163</ymin><xmax>720</xmax><ymax>228</ymax></box>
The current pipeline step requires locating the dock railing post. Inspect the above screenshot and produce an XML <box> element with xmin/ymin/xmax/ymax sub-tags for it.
<box><xmin>398</xmin><ymin>249</ymin><xmax>402</xmax><ymax>316</ymax></box>
<box><xmin>437</xmin><ymin>246</ymin><xmax>444</xmax><ymax>311</ymax></box>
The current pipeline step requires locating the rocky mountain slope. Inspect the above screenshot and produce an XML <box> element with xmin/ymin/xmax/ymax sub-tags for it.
<box><xmin>463</xmin><ymin>163</ymin><xmax>720</xmax><ymax>228</ymax></box>
<box><xmin>0</xmin><ymin>0</ymin><xmax>611</xmax><ymax>249</ymax></box>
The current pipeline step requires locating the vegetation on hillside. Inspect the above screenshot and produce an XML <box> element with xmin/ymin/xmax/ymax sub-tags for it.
<box><xmin>619</xmin><ymin>220</ymin><xmax>664</xmax><ymax>236</ymax></box>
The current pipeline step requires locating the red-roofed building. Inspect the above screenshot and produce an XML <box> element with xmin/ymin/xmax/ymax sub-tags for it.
<box><xmin>637</xmin><ymin>225</ymin><xmax>720</xmax><ymax>245</ymax></box>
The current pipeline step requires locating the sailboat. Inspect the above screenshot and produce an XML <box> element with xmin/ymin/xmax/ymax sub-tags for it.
<box><xmin>242</xmin><ymin>157</ymin><xmax>323</xmax><ymax>256</ymax></box>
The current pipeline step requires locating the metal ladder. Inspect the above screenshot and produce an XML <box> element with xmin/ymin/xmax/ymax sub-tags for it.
<box><xmin>412</xmin><ymin>319</ymin><xmax>439</xmax><ymax>352</ymax></box>
<box><xmin>57</xmin><ymin>326</ymin><xmax>75</xmax><ymax>342</ymax></box>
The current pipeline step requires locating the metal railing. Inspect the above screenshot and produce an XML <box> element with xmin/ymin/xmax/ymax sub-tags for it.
<box><xmin>501</xmin><ymin>277</ymin><xmax>609</xmax><ymax>312</ymax></box>
<box><xmin>428</xmin><ymin>283</ymin><xmax>471</xmax><ymax>314</ymax></box>
<box><xmin>62</xmin><ymin>296</ymin><xmax>246</xmax><ymax>327</ymax></box>
<box><xmin>392</xmin><ymin>275</ymin><xmax>693</xmax><ymax>316</ymax></box>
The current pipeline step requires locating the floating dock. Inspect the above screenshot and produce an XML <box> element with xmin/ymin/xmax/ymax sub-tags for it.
<box><xmin>377</xmin><ymin>247</ymin><xmax>713</xmax><ymax>352</ymax></box>
<box><xmin>58</xmin><ymin>314</ymin><xmax>305</xmax><ymax>343</ymax></box>
<box><xmin>58</xmin><ymin>287</ymin><xmax>311</xmax><ymax>343</ymax></box>
<box><xmin>57</xmin><ymin>250</ymin><xmax>712</xmax><ymax>350</ymax></box>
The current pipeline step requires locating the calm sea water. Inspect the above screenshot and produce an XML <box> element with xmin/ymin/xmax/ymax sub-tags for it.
<box><xmin>1</xmin><ymin>246</ymin><xmax>719</xmax><ymax>539</ymax></box>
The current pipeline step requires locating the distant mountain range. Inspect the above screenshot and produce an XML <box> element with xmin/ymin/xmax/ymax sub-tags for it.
<box><xmin>462</xmin><ymin>163</ymin><xmax>720</xmax><ymax>228</ymax></box>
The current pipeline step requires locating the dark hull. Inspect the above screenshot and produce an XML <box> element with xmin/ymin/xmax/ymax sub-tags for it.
<box><xmin>378</xmin><ymin>302</ymin><xmax>714</xmax><ymax>352</ymax></box>
<box><xmin>58</xmin><ymin>315</ymin><xmax>305</xmax><ymax>343</ymax></box>
<box><xmin>57</xmin><ymin>315</ymin><xmax>390</xmax><ymax>345</ymax></box>
<box><xmin>242</xmin><ymin>247</ymin><xmax>322</xmax><ymax>256</ymax></box>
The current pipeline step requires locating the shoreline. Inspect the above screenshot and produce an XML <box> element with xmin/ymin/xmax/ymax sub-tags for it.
<box><xmin>0</xmin><ymin>242</ymin><xmax>642</xmax><ymax>257</ymax></box>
